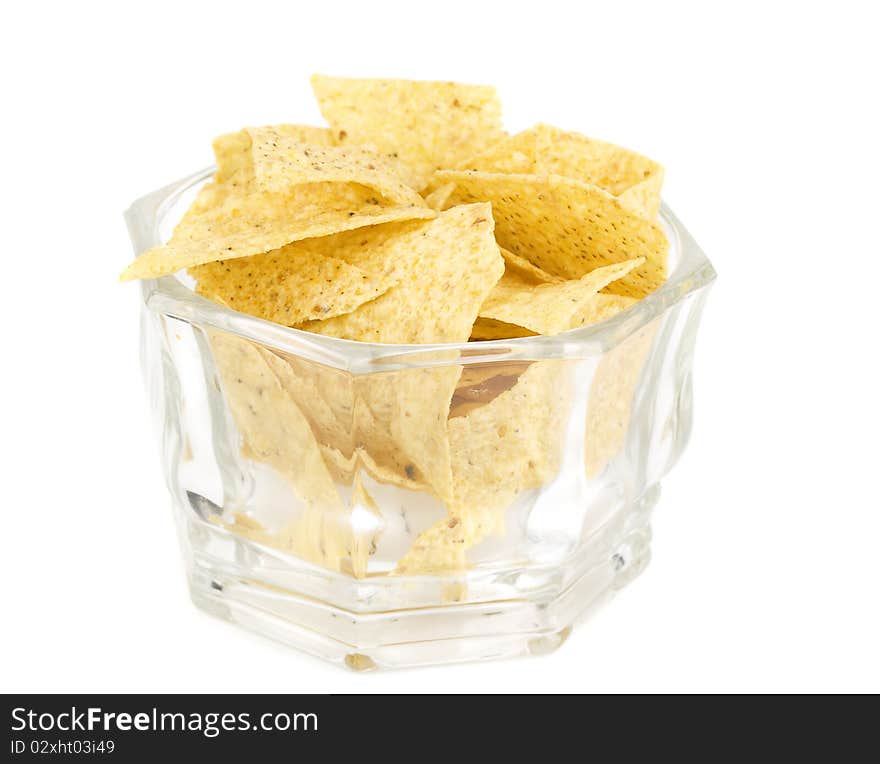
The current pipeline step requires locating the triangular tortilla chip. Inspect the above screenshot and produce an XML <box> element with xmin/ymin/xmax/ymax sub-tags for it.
<box><xmin>571</xmin><ymin>293</ymin><xmax>637</xmax><ymax>328</ymax></box>
<box><xmin>423</xmin><ymin>182</ymin><xmax>457</xmax><ymax>211</ymax></box>
<box><xmin>247</xmin><ymin>126</ymin><xmax>425</xmax><ymax>206</ymax></box>
<box><xmin>479</xmin><ymin>258</ymin><xmax>643</xmax><ymax>335</ymax></box>
<box><xmin>261</xmin><ymin>345</ymin><xmax>458</xmax><ymax>502</ymax></box>
<box><xmin>311</xmin><ymin>74</ymin><xmax>504</xmax><ymax>189</ymax></box>
<box><xmin>213</xmin><ymin>124</ymin><xmax>335</xmax><ymax>186</ymax></box>
<box><xmin>454</xmin><ymin>124</ymin><xmax>663</xmax><ymax>219</ymax></box>
<box><xmin>396</xmin><ymin>361</ymin><xmax>570</xmax><ymax>574</ymax></box>
<box><xmin>354</xmin><ymin>365</ymin><xmax>461</xmax><ymax>502</ymax></box>
<box><xmin>258</xmin><ymin>349</ymin><xmax>357</xmax><ymax>462</ymax></box>
<box><xmin>299</xmin><ymin>203</ymin><xmax>503</xmax><ymax>343</ymax></box>
<box><xmin>208</xmin><ymin>331</ymin><xmax>363</xmax><ymax>573</ymax></box>
<box><xmin>296</xmin><ymin>218</ymin><xmax>428</xmax><ymax>282</ymax></box>
<box><xmin>470</xmin><ymin>317</ymin><xmax>537</xmax><ymax>341</ymax></box>
<box><xmin>455</xmin><ymin>128</ymin><xmax>538</xmax><ymax>173</ymax></box>
<box><xmin>500</xmin><ymin>247</ymin><xmax>562</xmax><ymax>284</ymax></box>
<box><xmin>585</xmin><ymin>321</ymin><xmax>659</xmax><ymax>477</ymax></box>
<box><xmin>436</xmin><ymin>170</ymin><xmax>667</xmax><ymax>297</ymax></box>
<box><xmin>120</xmin><ymin>180</ymin><xmax>434</xmax><ymax>281</ymax></box>
<box><xmin>348</xmin><ymin>474</ymin><xmax>383</xmax><ymax>578</ymax></box>
<box><xmin>189</xmin><ymin>244</ymin><xmax>395</xmax><ymax>325</ymax></box>
<box><xmin>533</xmin><ymin>124</ymin><xmax>664</xmax><ymax>218</ymax></box>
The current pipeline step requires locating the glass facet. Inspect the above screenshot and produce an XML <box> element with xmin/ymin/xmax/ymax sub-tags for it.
<box><xmin>126</xmin><ymin>168</ymin><xmax>716</xmax><ymax>670</ymax></box>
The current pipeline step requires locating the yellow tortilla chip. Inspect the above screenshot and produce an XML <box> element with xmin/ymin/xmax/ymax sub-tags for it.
<box><xmin>454</xmin><ymin>124</ymin><xmax>663</xmax><ymax>219</ymax></box>
<box><xmin>455</xmin><ymin>128</ymin><xmax>538</xmax><ymax>173</ymax></box>
<box><xmin>213</xmin><ymin>125</ymin><xmax>335</xmax><ymax>186</ymax></box>
<box><xmin>247</xmin><ymin>126</ymin><xmax>424</xmax><ymax>206</ymax></box>
<box><xmin>423</xmin><ymin>182</ymin><xmax>456</xmax><ymax>211</ymax></box>
<box><xmin>209</xmin><ymin>332</ymin><xmax>341</xmax><ymax>508</ymax></box>
<box><xmin>479</xmin><ymin>258</ymin><xmax>644</xmax><ymax>335</ymax></box>
<box><xmin>208</xmin><ymin>331</ymin><xmax>362</xmax><ymax>573</ymax></box>
<box><xmin>354</xmin><ymin>365</ymin><xmax>460</xmax><ymax>502</ymax></box>
<box><xmin>436</xmin><ymin>170</ymin><xmax>667</xmax><ymax>298</ymax></box>
<box><xmin>571</xmin><ymin>293</ymin><xmax>637</xmax><ymax>328</ymax></box>
<box><xmin>470</xmin><ymin>297</ymin><xmax>634</xmax><ymax>341</ymax></box>
<box><xmin>618</xmin><ymin>173</ymin><xmax>664</xmax><ymax>221</ymax></box>
<box><xmin>212</xmin><ymin>130</ymin><xmax>253</xmax><ymax>186</ymax></box>
<box><xmin>261</xmin><ymin>345</ymin><xmax>458</xmax><ymax>501</ymax></box>
<box><xmin>296</xmin><ymin>218</ymin><xmax>428</xmax><ymax>283</ymax></box>
<box><xmin>500</xmin><ymin>247</ymin><xmax>562</xmax><ymax>284</ymax></box>
<box><xmin>584</xmin><ymin>321</ymin><xmax>659</xmax><ymax>477</ymax></box>
<box><xmin>189</xmin><ymin>244</ymin><xmax>394</xmax><ymax>326</ymax></box>
<box><xmin>120</xmin><ymin>180</ymin><xmax>434</xmax><ymax>281</ymax></box>
<box><xmin>396</xmin><ymin>361</ymin><xmax>570</xmax><ymax>574</ymax></box>
<box><xmin>450</xmin><ymin>359</ymin><xmax>569</xmax><ymax>511</ymax></box>
<box><xmin>258</xmin><ymin>349</ymin><xmax>357</xmax><ymax>463</ymax></box>
<box><xmin>348</xmin><ymin>474</ymin><xmax>382</xmax><ymax>579</ymax></box>
<box><xmin>311</xmin><ymin>74</ymin><xmax>504</xmax><ymax>189</ymax></box>
<box><xmin>533</xmin><ymin>124</ymin><xmax>664</xmax><ymax>218</ymax></box>
<box><xmin>469</xmin><ymin>317</ymin><xmax>537</xmax><ymax>341</ymax></box>
<box><xmin>299</xmin><ymin>203</ymin><xmax>503</xmax><ymax>343</ymax></box>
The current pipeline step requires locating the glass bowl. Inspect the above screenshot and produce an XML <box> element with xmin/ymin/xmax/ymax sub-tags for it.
<box><xmin>125</xmin><ymin>167</ymin><xmax>716</xmax><ymax>671</ymax></box>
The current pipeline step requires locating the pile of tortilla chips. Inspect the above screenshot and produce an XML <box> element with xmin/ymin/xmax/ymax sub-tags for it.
<box><xmin>123</xmin><ymin>75</ymin><xmax>669</xmax><ymax>577</ymax></box>
<box><xmin>122</xmin><ymin>74</ymin><xmax>668</xmax><ymax>342</ymax></box>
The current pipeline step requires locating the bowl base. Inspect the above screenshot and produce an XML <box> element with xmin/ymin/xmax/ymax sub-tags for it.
<box><xmin>184</xmin><ymin>484</ymin><xmax>657</xmax><ymax>671</ymax></box>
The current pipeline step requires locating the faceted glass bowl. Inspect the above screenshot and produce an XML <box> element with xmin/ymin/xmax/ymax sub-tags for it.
<box><xmin>126</xmin><ymin>168</ymin><xmax>715</xmax><ymax>670</ymax></box>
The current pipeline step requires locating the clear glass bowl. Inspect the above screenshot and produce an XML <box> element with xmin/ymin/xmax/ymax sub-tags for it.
<box><xmin>126</xmin><ymin>168</ymin><xmax>716</xmax><ymax>670</ymax></box>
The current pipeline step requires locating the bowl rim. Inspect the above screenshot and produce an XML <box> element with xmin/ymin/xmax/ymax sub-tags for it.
<box><xmin>125</xmin><ymin>167</ymin><xmax>716</xmax><ymax>372</ymax></box>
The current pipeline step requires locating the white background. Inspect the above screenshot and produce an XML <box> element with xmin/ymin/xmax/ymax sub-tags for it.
<box><xmin>2</xmin><ymin>0</ymin><xmax>878</xmax><ymax>693</ymax></box>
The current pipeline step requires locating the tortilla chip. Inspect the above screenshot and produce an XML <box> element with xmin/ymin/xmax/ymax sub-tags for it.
<box><xmin>213</xmin><ymin>125</ymin><xmax>335</xmax><ymax>186</ymax></box>
<box><xmin>296</xmin><ymin>218</ymin><xmax>428</xmax><ymax>282</ymax></box>
<box><xmin>479</xmin><ymin>258</ymin><xmax>643</xmax><ymax>335</ymax></box>
<box><xmin>532</xmin><ymin>124</ymin><xmax>664</xmax><ymax>218</ymax></box>
<box><xmin>455</xmin><ymin>128</ymin><xmax>538</xmax><ymax>173</ymax></box>
<box><xmin>311</xmin><ymin>74</ymin><xmax>504</xmax><ymax>189</ymax></box>
<box><xmin>120</xmin><ymin>180</ymin><xmax>434</xmax><ymax>281</ymax></box>
<box><xmin>618</xmin><ymin>173</ymin><xmax>664</xmax><ymax>220</ymax></box>
<box><xmin>450</xmin><ymin>359</ymin><xmax>569</xmax><ymax>509</ymax></box>
<box><xmin>454</xmin><ymin>124</ymin><xmax>664</xmax><ymax>219</ymax></box>
<box><xmin>262</xmin><ymin>345</ymin><xmax>459</xmax><ymax>500</ymax></box>
<box><xmin>499</xmin><ymin>247</ymin><xmax>561</xmax><ymax>284</ymax></box>
<box><xmin>189</xmin><ymin>244</ymin><xmax>394</xmax><ymax>326</ymax></box>
<box><xmin>348</xmin><ymin>474</ymin><xmax>382</xmax><ymax>578</ymax></box>
<box><xmin>396</xmin><ymin>361</ymin><xmax>570</xmax><ymax>574</ymax></box>
<box><xmin>208</xmin><ymin>331</ymin><xmax>364</xmax><ymax>573</ymax></box>
<box><xmin>436</xmin><ymin>170</ymin><xmax>667</xmax><ymax>298</ymax></box>
<box><xmin>258</xmin><ymin>349</ymin><xmax>357</xmax><ymax>462</ymax></box>
<box><xmin>571</xmin><ymin>293</ymin><xmax>637</xmax><ymax>328</ymax></box>
<box><xmin>423</xmin><ymin>182</ymin><xmax>457</xmax><ymax>211</ymax></box>
<box><xmin>354</xmin><ymin>365</ymin><xmax>460</xmax><ymax>502</ymax></box>
<box><xmin>469</xmin><ymin>317</ymin><xmax>536</xmax><ymax>341</ymax></box>
<box><xmin>299</xmin><ymin>203</ymin><xmax>503</xmax><ymax>343</ymax></box>
<box><xmin>248</xmin><ymin>126</ymin><xmax>424</xmax><ymax>206</ymax></box>
<box><xmin>584</xmin><ymin>321</ymin><xmax>659</xmax><ymax>477</ymax></box>
<box><xmin>209</xmin><ymin>332</ymin><xmax>340</xmax><ymax>506</ymax></box>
